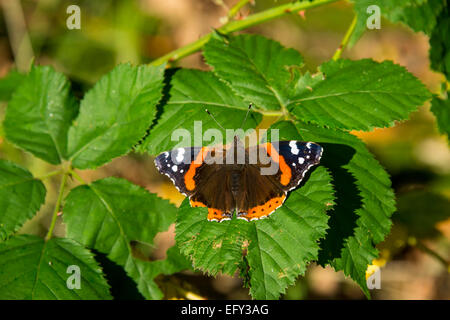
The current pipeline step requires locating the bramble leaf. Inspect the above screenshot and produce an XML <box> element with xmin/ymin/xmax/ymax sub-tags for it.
<box><xmin>0</xmin><ymin>160</ymin><xmax>46</xmax><ymax>240</ymax></box>
<box><xmin>429</xmin><ymin>3</ymin><xmax>450</xmax><ymax>79</ymax></box>
<box><xmin>176</xmin><ymin>166</ymin><xmax>334</xmax><ymax>299</ymax></box>
<box><xmin>0</xmin><ymin>235</ymin><xmax>111</xmax><ymax>299</ymax></box>
<box><xmin>430</xmin><ymin>93</ymin><xmax>450</xmax><ymax>139</ymax></box>
<box><xmin>140</xmin><ymin>69</ymin><xmax>262</xmax><ymax>155</ymax></box>
<box><xmin>0</xmin><ymin>70</ymin><xmax>25</xmax><ymax>102</ymax></box>
<box><xmin>349</xmin><ymin>0</ymin><xmax>446</xmax><ymax>46</ymax></box>
<box><xmin>204</xmin><ymin>35</ymin><xmax>430</xmax><ymax>131</ymax></box>
<box><xmin>67</xmin><ymin>63</ymin><xmax>165</xmax><ymax>169</ymax></box>
<box><xmin>63</xmin><ymin>177</ymin><xmax>187</xmax><ymax>299</ymax></box>
<box><xmin>4</xmin><ymin>65</ymin><xmax>78</xmax><ymax>164</ymax></box>
<box><xmin>204</xmin><ymin>34</ymin><xmax>303</xmax><ymax>111</ymax></box>
<box><xmin>270</xmin><ymin>120</ymin><xmax>395</xmax><ymax>297</ymax></box>
<box><xmin>289</xmin><ymin>59</ymin><xmax>431</xmax><ymax>131</ymax></box>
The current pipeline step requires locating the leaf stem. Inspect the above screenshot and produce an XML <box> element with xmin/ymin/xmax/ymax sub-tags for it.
<box><xmin>332</xmin><ymin>14</ymin><xmax>357</xmax><ymax>61</ymax></box>
<box><xmin>44</xmin><ymin>171</ymin><xmax>69</xmax><ymax>241</ymax></box>
<box><xmin>150</xmin><ymin>0</ymin><xmax>340</xmax><ymax>66</ymax></box>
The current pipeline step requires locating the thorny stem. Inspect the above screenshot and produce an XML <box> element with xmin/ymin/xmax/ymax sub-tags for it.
<box><xmin>332</xmin><ymin>14</ymin><xmax>357</xmax><ymax>60</ymax></box>
<box><xmin>149</xmin><ymin>0</ymin><xmax>340</xmax><ymax>66</ymax></box>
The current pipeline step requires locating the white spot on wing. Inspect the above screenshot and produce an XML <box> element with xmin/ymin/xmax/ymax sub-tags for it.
<box><xmin>299</xmin><ymin>157</ymin><xmax>305</xmax><ymax>164</ymax></box>
<box><xmin>172</xmin><ymin>165</ymin><xmax>178</xmax><ymax>172</ymax></box>
<box><xmin>175</xmin><ymin>148</ymin><xmax>185</xmax><ymax>163</ymax></box>
<box><xmin>289</xmin><ymin>141</ymin><xmax>299</xmax><ymax>155</ymax></box>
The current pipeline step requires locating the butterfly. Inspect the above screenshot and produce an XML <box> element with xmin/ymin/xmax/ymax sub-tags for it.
<box><xmin>154</xmin><ymin>106</ymin><xmax>323</xmax><ymax>222</ymax></box>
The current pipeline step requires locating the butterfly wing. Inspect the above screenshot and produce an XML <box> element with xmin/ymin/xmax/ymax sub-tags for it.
<box><xmin>235</xmin><ymin>164</ymin><xmax>287</xmax><ymax>221</ymax></box>
<box><xmin>155</xmin><ymin>146</ymin><xmax>235</xmax><ymax>221</ymax></box>
<box><xmin>276</xmin><ymin>141</ymin><xmax>323</xmax><ymax>191</ymax></box>
<box><xmin>154</xmin><ymin>147</ymin><xmax>204</xmax><ymax>197</ymax></box>
<box><xmin>235</xmin><ymin>141</ymin><xmax>322</xmax><ymax>221</ymax></box>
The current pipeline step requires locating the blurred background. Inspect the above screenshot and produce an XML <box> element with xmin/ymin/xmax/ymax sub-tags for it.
<box><xmin>0</xmin><ymin>0</ymin><xmax>449</xmax><ymax>300</ymax></box>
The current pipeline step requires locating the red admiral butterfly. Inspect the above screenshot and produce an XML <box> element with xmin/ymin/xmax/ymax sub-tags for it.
<box><xmin>154</xmin><ymin>108</ymin><xmax>323</xmax><ymax>222</ymax></box>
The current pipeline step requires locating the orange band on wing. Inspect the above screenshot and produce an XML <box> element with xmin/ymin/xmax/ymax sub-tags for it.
<box><xmin>207</xmin><ymin>208</ymin><xmax>227</xmax><ymax>221</ymax></box>
<box><xmin>190</xmin><ymin>200</ymin><xmax>228</xmax><ymax>222</ymax></box>
<box><xmin>184</xmin><ymin>147</ymin><xmax>209</xmax><ymax>191</ymax></box>
<box><xmin>262</xmin><ymin>143</ymin><xmax>292</xmax><ymax>186</ymax></box>
<box><xmin>242</xmin><ymin>194</ymin><xmax>286</xmax><ymax>221</ymax></box>
<box><xmin>190</xmin><ymin>200</ymin><xmax>207</xmax><ymax>207</ymax></box>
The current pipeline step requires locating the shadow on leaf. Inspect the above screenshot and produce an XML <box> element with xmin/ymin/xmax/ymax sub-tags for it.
<box><xmin>315</xmin><ymin>143</ymin><xmax>361</xmax><ymax>264</ymax></box>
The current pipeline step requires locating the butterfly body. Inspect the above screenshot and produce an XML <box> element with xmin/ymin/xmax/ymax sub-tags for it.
<box><xmin>154</xmin><ymin>137</ymin><xmax>323</xmax><ymax>222</ymax></box>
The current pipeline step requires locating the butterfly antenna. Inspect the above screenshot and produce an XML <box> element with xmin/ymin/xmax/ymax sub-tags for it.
<box><xmin>240</xmin><ymin>103</ymin><xmax>252</xmax><ymax>129</ymax></box>
<box><xmin>205</xmin><ymin>109</ymin><xmax>226</xmax><ymax>131</ymax></box>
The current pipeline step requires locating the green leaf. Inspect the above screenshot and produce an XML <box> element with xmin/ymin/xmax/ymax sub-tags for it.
<box><xmin>204</xmin><ymin>34</ymin><xmax>303</xmax><ymax>111</ymax></box>
<box><xmin>429</xmin><ymin>3</ymin><xmax>450</xmax><ymax>79</ymax></box>
<box><xmin>0</xmin><ymin>234</ymin><xmax>111</xmax><ymax>299</ymax></box>
<box><xmin>67</xmin><ymin>63</ymin><xmax>165</xmax><ymax>169</ymax></box>
<box><xmin>0</xmin><ymin>160</ymin><xmax>46</xmax><ymax>240</ymax></box>
<box><xmin>63</xmin><ymin>177</ymin><xmax>185</xmax><ymax>299</ymax></box>
<box><xmin>349</xmin><ymin>0</ymin><xmax>446</xmax><ymax>46</ymax></box>
<box><xmin>289</xmin><ymin>59</ymin><xmax>431</xmax><ymax>131</ymax></box>
<box><xmin>176</xmin><ymin>166</ymin><xmax>334</xmax><ymax>299</ymax></box>
<box><xmin>4</xmin><ymin>65</ymin><xmax>78</xmax><ymax>164</ymax></box>
<box><xmin>270</xmin><ymin>121</ymin><xmax>395</xmax><ymax>297</ymax></box>
<box><xmin>0</xmin><ymin>70</ymin><xmax>25</xmax><ymax>102</ymax></box>
<box><xmin>140</xmin><ymin>69</ymin><xmax>262</xmax><ymax>155</ymax></box>
<box><xmin>430</xmin><ymin>93</ymin><xmax>450</xmax><ymax>139</ymax></box>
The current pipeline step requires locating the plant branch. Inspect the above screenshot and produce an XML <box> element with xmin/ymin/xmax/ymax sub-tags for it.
<box><xmin>150</xmin><ymin>0</ymin><xmax>340</xmax><ymax>66</ymax></box>
<box><xmin>332</xmin><ymin>14</ymin><xmax>357</xmax><ymax>61</ymax></box>
<box><xmin>44</xmin><ymin>171</ymin><xmax>69</xmax><ymax>241</ymax></box>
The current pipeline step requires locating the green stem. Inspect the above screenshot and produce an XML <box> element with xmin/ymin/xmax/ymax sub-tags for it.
<box><xmin>35</xmin><ymin>169</ymin><xmax>64</xmax><ymax>181</ymax></box>
<box><xmin>44</xmin><ymin>171</ymin><xmax>69</xmax><ymax>241</ymax></box>
<box><xmin>332</xmin><ymin>14</ymin><xmax>357</xmax><ymax>61</ymax></box>
<box><xmin>150</xmin><ymin>0</ymin><xmax>340</xmax><ymax>66</ymax></box>
<box><xmin>69</xmin><ymin>168</ymin><xmax>88</xmax><ymax>185</ymax></box>
<box><xmin>228</xmin><ymin>0</ymin><xmax>252</xmax><ymax>19</ymax></box>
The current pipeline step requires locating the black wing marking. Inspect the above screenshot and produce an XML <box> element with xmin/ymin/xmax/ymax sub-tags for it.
<box><xmin>154</xmin><ymin>147</ymin><xmax>202</xmax><ymax>196</ymax></box>
<box><xmin>277</xmin><ymin>141</ymin><xmax>323</xmax><ymax>191</ymax></box>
